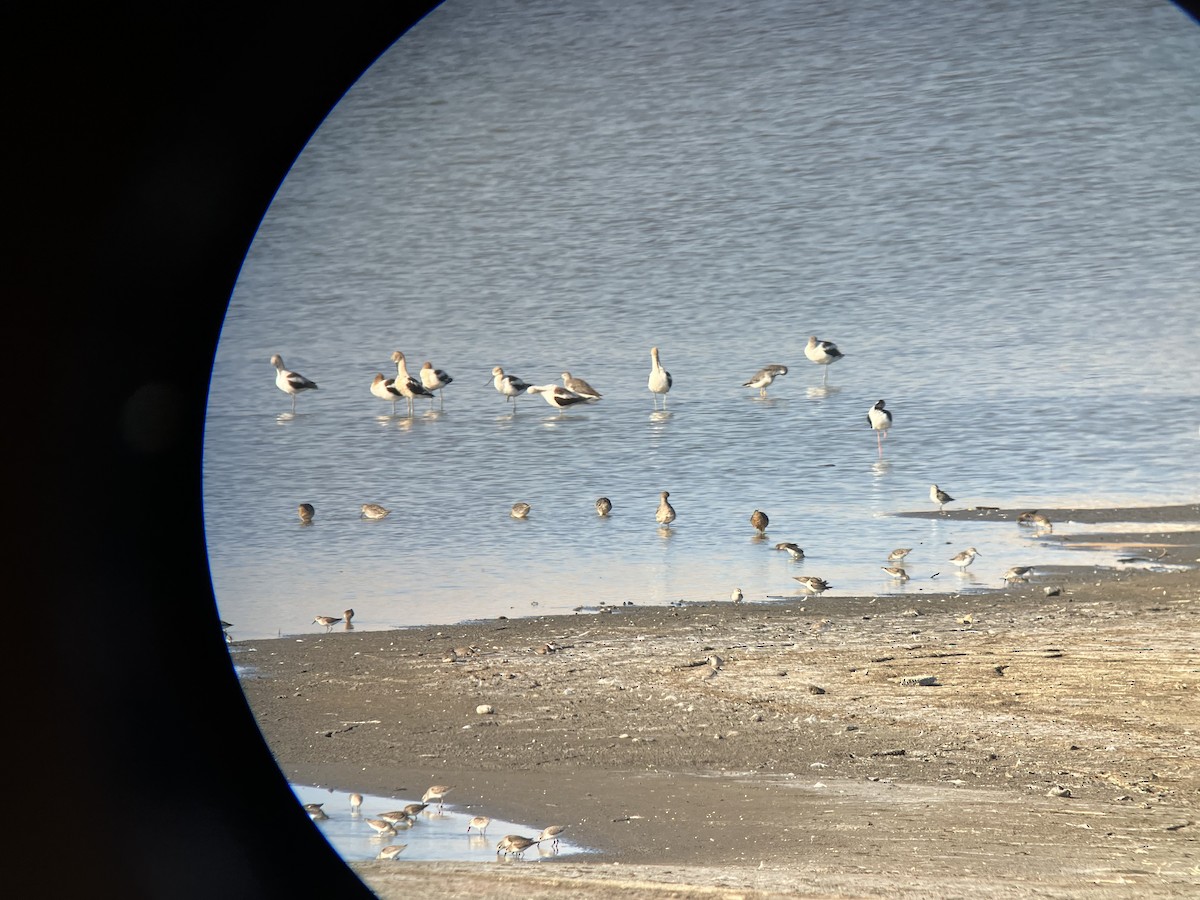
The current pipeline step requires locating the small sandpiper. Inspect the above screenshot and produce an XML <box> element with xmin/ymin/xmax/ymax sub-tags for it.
<box><xmin>304</xmin><ymin>803</ymin><xmax>328</xmax><ymax>821</ymax></box>
<box><xmin>298</xmin><ymin>503</ymin><xmax>315</xmax><ymax>524</ymax></box>
<box><xmin>365</xmin><ymin>818</ymin><xmax>398</xmax><ymax>837</ymax></box>
<box><xmin>656</xmin><ymin>491</ymin><xmax>676</xmax><ymax>526</ymax></box>
<box><xmin>793</xmin><ymin>575</ymin><xmax>832</xmax><ymax>594</ymax></box>
<box><xmin>497</xmin><ymin>834</ymin><xmax>539</xmax><ymax>857</ymax></box>
<box><xmin>731</xmin><ymin>587</ymin><xmax>743</xmax><ymax>603</ymax></box>
<box><xmin>881</xmin><ymin>566</ymin><xmax>910</xmax><ymax>581</ymax></box>
<box><xmin>750</xmin><ymin>509</ymin><xmax>769</xmax><ymax>535</ymax></box>
<box><xmin>1017</xmin><ymin>511</ymin><xmax>1053</xmax><ymax>531</ymax></box>
<box><xmin>312</xmin><ymin>615</ymin><xmax>340</xmax><ymax>633</ymax></box>
<box><xmin>595</xmin><ymin>497</ymin><xmax>612</xmax><ymax>516</ymax></box>
<box><xmin>1002</xmin><ymin>565</ymin><xmax>1034</xmax><ymax>582</ymax></box>
<box><xmin>377</xmin><ymin>844</ymin><xmax>407</xmax><ymax>860</ymax></box>
<box><xmin>349</xmin><ymin>793</ymin><xmax>363</xmax><ymax>815</ymax></box>
<box><xmin>930</xmin><ymin>484</ymin><xmax>954</xmax><ymax>512</ymax></box>
<box><xmin>537</xmin><ymin>824</ymin><xmax>568</xmax><ymax>850</ymax></box>
<box><xmin>377</xmin><ymin>810</ymin><xmax>415</xmax><ymax>829</ymax></box>
<box><xmin>950</xmin><ymin>547</ymin><xmax>980</xmax><ymax>570</ymax></box>
<box><xmin>403</xmin><ymin>802</ymin><xmax>428</xmax><ymax>817</ymax></box>
<box><xmin>774</xmin><ymin>542</ymin><xmax>804</xmax><ymax>560</ymax></box>
<box><xmin>510</xmin><ymin>502</ymin><xmax>531</xmax><ymax>519</ymax></box>
<box><xmin>422</xmin><ymin>785</ymin><xmax>452</xmax><ymax>808</ymax></box>
<box><xmin>360</xmin><ymin>503</ymin><xmax>390</xmax><ymax>520</ymax></box>
<box><xmin>467</xmin><ymin>815</ymin><xmax>491</xmax><ymax>834</ymax></box>
<box><xmin>887</xmin><ymin>548</ymin><xmax>912</xmax><ymax>562</ymax></box>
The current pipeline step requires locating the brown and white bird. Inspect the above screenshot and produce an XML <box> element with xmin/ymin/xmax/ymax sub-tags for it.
<box><xmin>360</xmin><ymin>503</ymin><xmax>390</xmax><ymax>520</ymax></box>
<box><xmin>731</xmin><ymin>587</ymin><xmax>744</xmax><ymax>603</ymax></box>
<box><xmin>803</xmin><ymin>336</ymin><xmax>843</xmax><ymax>385</ymax></box>
<box><xmin>655</xmin><ymin>491</ymin><xmax>676</xmax><ymax>527</ymax></box>
<box><xmin>349</xmin><ymin>793</ymin><xmax>363</xmax><ymax>816</ymax></box>
<box><xmin>526</xmin><ymin>383</ymin><xmax>592</xmax><ymax>413</ymax></box>
<box><xmin>312</xmin><ymin>615</ymin><xmax>339</xmax><ymax>633</ymax></box>
<box><xmin>1003</xmin><ymin>565</ymin><xmax>1034</xmax><ymax>582</ymax></box>
<box><xmin>304</xmin><ymin>803</ymin><xmax>328</xmax><ymax>821</ymax></box>
<box><xmin>595</xmin><ymin>497</ymin><xmax>612</xmax><ymax>517</ymax></box>
<box><xmin>496</xmin><ymin>834</ymin><xmax>538</xmax><ymax>857</ymax></box>
<box><xmin>389</xmin><ymin>351</ymin><xmax>435</xmax><ymax>415</ymax></box>
<box><xmin>930</xmin><ymin>484</ymin><xmax>954</xmax><ymax>512</ymax></box>
<box><xmin>422</xmin><ymin>785</ymin><xmax>452</xmax><ymax>808</ymax></box>
<box><xmin>774</xmin><ymin>542</ymin><xmax>804</xmax><ymax>560</ymax></box>
<box><xmin>271</xmin><ymin>354</ymin><xmax>318</xmax><ymax>412</ymax></box>
<box><xmin>298</xmin><ymin>503</ymin><xmax>315</xmax><ymax>525</ymax></box>
<box><xmin>950</xmin><ymin>547</ymin><xmax>980</xmax><ymax>570</ymax></box>
<box><xmin>743</xmin><ymin>364</ymin><xmax>788</xmax><ymax>398</ymax></box>
<box><xmin>370</xmin><ymin>372</ymin><xmax>404</xmax><ymax>415</ymax></box>
<box><xmin>881</xmin><ymin>566</ymin><xmax>910</xmax><ymax>581</ymax></box>
<box><xmin>648</xmin><ymin>346</ymin><xmax>673</xmax><ymax>409</ymax></box>
<box><xmin>467</xmin><ymin>815</ymin><xmax>491</xmax><ymax>835</ymax></box>
<box><xmin>377</xmin><ymin>810</ymin><xmax>415</xmax><ymax>829</ymax></box>
<box><xmin>420</xmin><ymin>361</ymin><xmax>453</xmax><ymax>408</ymax></box>
<box><xmin>793</xmin><ymin>575</ymin><xmax>832</xmax><ymax>595</ymax></box>
<box><xmin>1017</xmin><ymin>511</ymin><xmax>1053</xmax><ymax>532</ymax></box>
<box><xmin>510</xmin><ymin>502</ymin><xmax>531</xmax><ymax>520</ymax></box>
<box><xmin>536</xmin><ymin>824</ymin><xmax>568</xmax><ymax>850</ymax></box>
<box><xmin>887</xmin><ymin>548</ymin><xmax>911</xmax><ymax>562</ymax></box>
<box><xmin>492</xmin><ymin>366</ymin><xmax>532</xmax><ymax>407</ymax></box>
<box><xmin>750</xmin><ymin>509</ymin><xmax>769</xmax><ymax>535</ymax></box>
<box><xmin>561</xmin><ymin>371</ymin><xmax>602</xmax><ymax>401</ymax></box>
<box><xmin>365</xmin><ymin>818</ymin><xmax>398</xmax><ymax>837</ymax></box>
<box><xmin>378</xmin><ymin>845</ymin><xmax>407</xmax><ymax>860</ymax></box>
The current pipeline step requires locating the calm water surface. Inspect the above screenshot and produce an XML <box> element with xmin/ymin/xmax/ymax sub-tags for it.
<box><xmin>205</xmin><ymin>0</ymin><xmax>1200</xmax><ymax>640</ymax></box>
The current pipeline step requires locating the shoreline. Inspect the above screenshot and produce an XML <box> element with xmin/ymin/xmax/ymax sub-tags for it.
<box><xmin>234</xmin><ymin>504</ymin><xmax>1200</xmax><ymax>898</ymax></box>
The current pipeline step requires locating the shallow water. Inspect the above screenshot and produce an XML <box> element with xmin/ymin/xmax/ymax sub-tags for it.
<box><xmin>204</xmin><ymin>0</ymin><xmax>1200</xmax><ymax>640</ymax></box>
<box><xmin>291</xmin><ymin>785</ymin><xmax>585</xmax><ymax>863</ymax></box>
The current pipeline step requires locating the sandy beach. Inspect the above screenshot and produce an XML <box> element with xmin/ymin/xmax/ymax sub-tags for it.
<box><xmin>235</xmin><ymin>504</ymin><xmax>1200</xmax><ymax>899</ymax></box>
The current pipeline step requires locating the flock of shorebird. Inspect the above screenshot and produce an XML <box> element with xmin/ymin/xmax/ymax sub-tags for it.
<box><xmin>267</xmin><ymin>335</ymin><xmax>1050</xmax><ymax>634</ymax></box>
<box><xmin>303</xmin><ymin>783</ymin><xmax>568</xmax><ymax>860</ymax></box>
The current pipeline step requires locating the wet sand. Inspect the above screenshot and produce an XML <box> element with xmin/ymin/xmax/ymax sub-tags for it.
<box><xmin>235</xmin><ymin>504</ymin><xmax>1200</xmax><ymax>898</ymax></box>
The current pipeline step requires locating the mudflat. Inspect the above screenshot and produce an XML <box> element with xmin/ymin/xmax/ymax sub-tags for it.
<box><xmin>235</xmin><ymin>504</ymin><xmax>1200</xmax><ymax>898</ymax></box>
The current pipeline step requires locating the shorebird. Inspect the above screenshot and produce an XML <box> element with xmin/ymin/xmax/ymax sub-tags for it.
<box><xmin>743</xmin><ymin>364</ymin><xmax>788</xmax><ymax>398</ymax></box>
<box><xmin>422</xmin><ymin>785</ymin><xmax>452</xmax><ymax>808</ymax></box>
<box><xmin>467</xmin><ymin>815</ymin><xmax>491</xmax><ymax>834</ymax></box>
<box><xmin>774</xmin><ymin>542</ymin><xmax>804</xmax><ymax>560</ymax></box>
<box><xmin>304</xmin><ymin>803</ymin><xmax>328</xmax><ymax>821</ymax></box>
<box><xmin>656</xmin><ymin>490</ymin><xmax>676</xmax><ymax>527</ymax></box>
<box><xmin>349</xmin><ymin>793</ymin><xmax>363</xmax><ymax>815</ymax></box>
<box><xmin>420</xmin><ymin>361</ymin><xmax>453</xmax><ymax>408</ymax></box>
<box><xmin>882</xmin><ymin>566</ymin><xmax>910</xmax><ymax>581</ymax></box>
<box><xmin>526</xmin><ymin>383</ymin><xmax>592</xmax><ymax>413</ymax></box>
<box><xmin>867</xmin><ymin>400</ymin><xmax>892</xmax><ymax>456</ymax></box>
<box><xmin>390</xmin><ymin>351</ymin><xmax>435</xmax><ymax>415</ymax></box>
<box><xmin>595</xmin><ymin>497</ymin><xmax>612</xmax><ymax>517</ymax></box>
<box><xmin>648</xmin><ymin>346</ymin><xmax>673</xmax><ymax>409</ymax></box>
<box><xmin>510</xmin><ymin>502</ymin><xmax>531</xmax><ymax>519</ymax></box>
<box><xmin>298</xmin><ymin>503</ymin><xmax>315</xmax><ymax>525</ymax></box>
<box><xmin>950</xmin><ymin>547</ymin><xmax>980</xmax><ymax>570</ymax></box>
<box><xmin>342</xmin><ymin>609</ymin><xmax>354</xmax><ymax>626</ymax></box>
<box><xmin>365</xmin><ymin>818</ymin><xmax>398</xmax><ymax>838</ymax></box>
<box><xmin>804</xmin><ymin>336</ymin><xmax>843</xmax><ymax>385</ymax></box>
<box><xmin>1003</xmin><ymin>565</ymin><xmax>1034</xmax><ymax>582</ymax></box>
<box><xmin>377</xmin><ymin>845</ymin><xmax>407</xmax><ymax>860</ymax></box>
<box><xmin>930</xmin><ymin>484</ymin><xmax>954</xmax><ymax>513</ymax></box>
<box><xmin>750</xmin><ymin>509</ymin><xmax>769</xmax><ymax>535</ymax></box>
<box><xmin>402</xmin><ymin>803</ymin><xmax>428</xmax><ymax>817</ymax></box>
<box><xmin>361</xmin><ymin>503</ymin><xmax>390</xmax><ymax>519</ymax></box>
<box><xmin>731</xmin><ymin>587</ymin><xmax>744</xmax><ymax>603</ymax></box>
<box><xmin>377</xmin><ymin>810</ymin><xmax>415</xmax><ymax>828</ymax></box>
<box><xmin>492</xmin><ymin>366</ymin><xmax>532</xmax><ymax>408</ymax></box>
<box><xmin>496</xmin><ymin>835</ymin><xmax>538</xmax><ymax>857</ymax></box>
<box><xmin>312</xmin><ymin>615</ymin><xmax>339</xmax><ymax>633</ymax></box>
<box><xmin>271</xmin><ymin>354</ymin><xmax>318</xmax><ymax>412</ymax></box>
<box><xmin>1017</xmin><ymin>511</ymin><xmax>1053</xmax><ymax>532</ymax></box>
<box><xmin>370</xmin><ymin>372</ymin><xmax>403</xmax><ymax>415</ymax></box>
<box><xmin>888</xmin><ymin>548</ymin><xmax>912</xmax><ymax>562</ymax></box>
<box><xmin>793</xmin><ymin>575</ymin><xmax>832</xmax><ymax>594</ymax></box>
<box><xmin>536</xmin><ymin>824</ymin><xmax>567</xmax><ymax>850</ymax></box>
<box><xmin>561</xmin><ymin>371</ymin><xmax>602</xmax><ymax>401</ymax></box>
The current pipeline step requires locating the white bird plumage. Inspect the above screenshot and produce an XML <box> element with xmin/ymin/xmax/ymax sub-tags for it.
<box><xmin>271</xmin><ymin>354</ymin><xmax>318</xmax><ymax>412</ymax></box>
<box><xmin>804</xmin><ymin>336</ymin><xmax>844</xmax><ymax>384</ymax></box>
<box><xmin>743</xmin><ymin>364</ymin><xmax>788</xmax><ymax>398</ymax></box>
<box><xmin>648</xmin><ymin>347</ymin><xmax>673</xmax><ymax>409</ymax></box>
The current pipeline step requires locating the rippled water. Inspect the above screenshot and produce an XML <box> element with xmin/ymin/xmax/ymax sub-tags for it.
<box><xmin>204</xmin><ymin>0</ymin><xmax>1200</xmax><ymax>640</ymax></box>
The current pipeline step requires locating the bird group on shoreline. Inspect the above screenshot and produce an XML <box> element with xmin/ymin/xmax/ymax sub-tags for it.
<box><xmin>302</xmin><ymin>782</ymin><xmax>569</xmax><ymax>860</ymax></box>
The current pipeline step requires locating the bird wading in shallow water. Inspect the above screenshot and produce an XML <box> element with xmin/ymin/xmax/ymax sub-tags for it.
<box><xmin>648</xmin><ymin>346</ymin><xmax>673</xmax><ymax>409</ymax></box>
<box><xmin>867</xmin><ymin>399</ymin><xmax>892</xmax><ymax>456</ymax></box>
<box><xmin>882</xmin><ymin>566</ymin><xmax>910</xmax><ymax>581</ymax></box>
<box><xmin>595</xmin><ymin>497</ymin><xmax>612</xmax><ymax>517</ymax></box>
<box><xmin>419</xmin><ymin>361</ymin><xmax>454</xmax><ymax>408</ymax></box>
<box><xmin>360</xmin><ymin>503</ymin><xmax>390</xmax><ymax>519</ymax></box>
<box><xmin>775</xmin><ymin>542</ymin><xmax>804</xmax><ymax>560</ymax></box>
<box><xmin>298</xmin><ymin>503</ymin><xmax>315</xmax><ymax>525</ymax></box>
<box><xmin>804</xmin><ymin>336</ymin><xmax>843</xmax><ymax>385</ymax></box>
<box><xmin>750</xmin><ymin>509</ymin><xmax>769</xmax><ymax>535</ymax></box>
<box><xmin>526</xmin><ymin>383</ymin><xmax>592</xmax><ymax>413</ymax></box>
<box><xmin>743</xmin><ymin>364</ymin><xmax>788</xmax><ymax>398</ymax></box>
<box><xmin>370</xmin><ymin>372</ymin><xmax>403</xmax><ymax>415</ymax></box>
<box><xmin>510</xmin><ymin>502</ymin><xmax>531</xmax><ymax>519</ymax></box>
<box><xmin>561</xmin><ymin>371</ymin><xmax>602</xmax><ymax>401</ymax></box>
<box><xmin>950</xmin><ymin>547</ymin><xmax>980</xmax><ymax>570</ymax></box>
<box><xmin>492</xmin><ymin>366</ymin><xmax>531</xmax><ymax>409</ymax></box>
<box><xmin>389</xmin><ymin>351</ymin><xmax>435</xmax><ymax>415</ymax></box>
<box><xmin>270</xmin><ymin>354</ymin><xmax>318</xmax><ymax>412</ymax></box>
<box><xmin>793</xmin><ymin>575</ymin><xmax>832</xmax><ymax>595</ymax></box>
<box><xmin>656</xmin><ymin>491</ymin><xmax>676</xmax><ymax>527</ymax></box>
<box><xmin>888</xmin><ymin>548</ymin><xmax>911</xmax><ymax>562</ymax></box>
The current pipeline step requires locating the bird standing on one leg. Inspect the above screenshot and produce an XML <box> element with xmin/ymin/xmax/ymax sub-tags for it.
<box><xmin>271</xmin><ymin>354</ymin><xmax>318</xmax><ymax>412</ymax></box>
<box><xmin>804</xmin><ymin>336</ymin><xmax>843</xmax><ymax>385</ymax></box>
